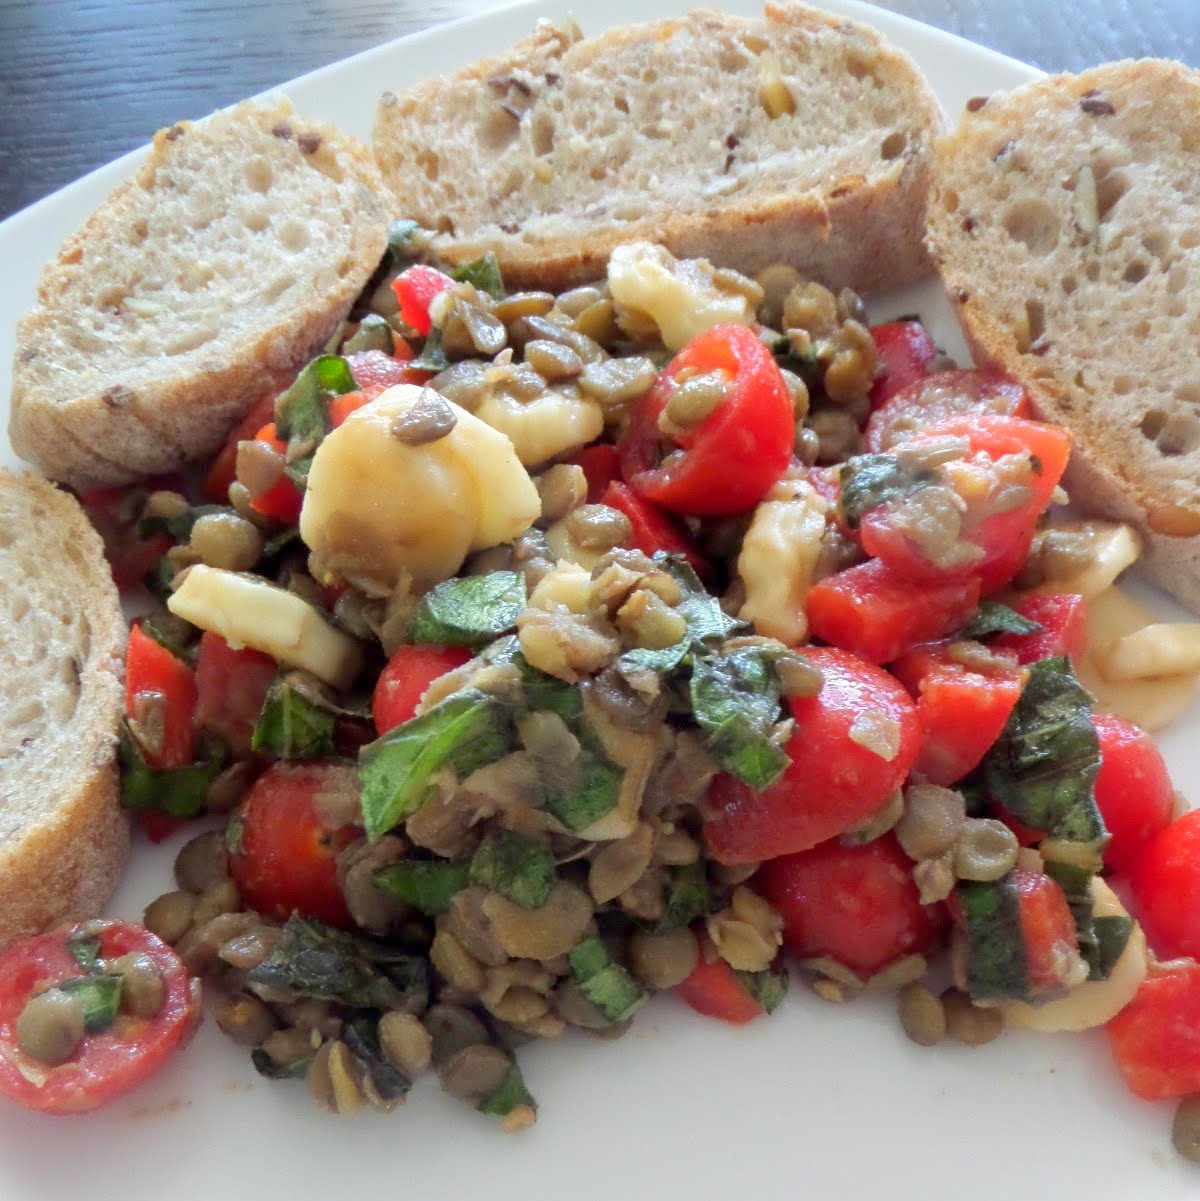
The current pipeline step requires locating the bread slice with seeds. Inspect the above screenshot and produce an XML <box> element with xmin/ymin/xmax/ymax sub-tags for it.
<box><xmin>0</xmin><ymin>471</ymin><xmax>128</xmax><ymax>948</ymax></box>
<box><xmin>372</xmin><ymin>3</ymin><xmax>942</xmax><ymax>294</ymax></box>
<box><xmin>926</xmin><ymin>59</ymin><xmax>1200</xmax><ymax>610</ymax></box>
<box><xmin>9</xmin><ymin>98</ymin><xmax>388</xmax><ymax>490</ymax></box>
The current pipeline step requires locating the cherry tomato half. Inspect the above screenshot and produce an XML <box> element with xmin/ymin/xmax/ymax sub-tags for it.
<box><xmin>867</xmin><ymin>320</ymin><xmax>939</xmax><ymax>410</ymax></box>
<box><xmin>600</xmin><ymin>481</ymin><xmax>712</xmax><ymax>581</ymax></box>
<box><xmin>372</xmin><ymin>644</ymin><xmax>474</xmax><ymax>735</ymax></box>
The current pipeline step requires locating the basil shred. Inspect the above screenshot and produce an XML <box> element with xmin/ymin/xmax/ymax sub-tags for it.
<box><xmin>251</xmin><ymin>678</ymin><xmax>336</xmax><ymax>759</ymax></box>
<box><xmin>118</xmin><ymin>728</ymin><xmax>221</xmax><ymax>818</ymax></box>
<box><xmin>408</xmin><ymin>571</ymin><xmax>526</xmax><ymax>649</ymax></box>
<box><xmin>961</xmin><ymin>599</ymin><xmax>1043</xmax><ymax>640</ymax></box>
<box><xmin>274</xmin><ymin>355</ymin><xmax>357</xmax><ymax>485</ymax></box>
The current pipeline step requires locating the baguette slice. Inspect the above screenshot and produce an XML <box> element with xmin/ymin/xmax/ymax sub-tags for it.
<box><xmin>10</xmin><ymin>98</ymin><xmax>389</xmax><ymax>490</ymax></box>
<box><xmin>926</xmin><ymin>60</ymin><xmax>1200</xmax><ymax>610</ymax></box>
<box><xmin>373</xmin><ymin>3</ymin><xmax>941</xmax><ymax>293</ymax></box>
<box><xmin>0</xmin><ymin>471</ymin><xmax>128</xmax><ymax>949</ymax></box>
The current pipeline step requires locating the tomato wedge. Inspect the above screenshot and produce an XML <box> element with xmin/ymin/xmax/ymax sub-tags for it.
<box><xmin>373</xmin><ymin>644</ymin><xmax>475</xmax><ymax>735</ymax></box>
<box><xmin>868</xmin><ymin>320</ymin><xmax>939</xmax><ymax>410</ymax></box>
<box><xmin>125</xmin><ymin>624</ymin><xmax>197</xmax><ymax>769</ymax></box>
<box><xmin>675</xmin><ymin>954</ymin><xmax>765</xmax><ymax>1025</ymax></box>
<box><xmin>0</xmin><ymin>921</ymin><xmax>197</xmax><ymax>1114</ymax></box>
<box><xmin>618</xmin><ymin>324</ymin><xmax>793</xmax><ymax>516</ymax></box>
<box><xmin>600</xmin><ymin>481</ymin><xmax>712</xmax><ymax>581</ymax></box>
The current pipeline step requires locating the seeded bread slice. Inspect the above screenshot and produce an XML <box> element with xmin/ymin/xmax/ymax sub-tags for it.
<box><xmin>0</xmin><ymin>471</ymin><xmax>128</xmax><ymax>949</ymax></box>
<box><xmin>372</xmin><ymin>3</ymin><xmax>942</xmax><ymax>293</ymax></box>
<box><xmin>926</xmin><ymin>59</ymin><xmax>1200</xmax><ymax>611</ymax></box>
<box><xmin>10</xmin><ymin>98</ymin><xmax>388</xmax><ymax>490</ymax></box>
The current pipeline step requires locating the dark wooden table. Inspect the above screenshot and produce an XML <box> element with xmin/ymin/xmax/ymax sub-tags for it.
<box><xmin>2</xmin><ymin>0</ymin><xmax>1196</xmax><ymax>223</ymax></box>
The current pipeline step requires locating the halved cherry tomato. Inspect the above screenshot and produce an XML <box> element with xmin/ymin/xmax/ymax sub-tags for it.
<box><xmin>1015</xmin><ymin>868</ymin><xmax>1080</xmax><ymax>994</ymax></box>
<box><xmin>392</xmin><ymin>265</ymin><xmax>454</xmax><ymax>336</ymax></box>
<box><xmin>345</xmin><ymin>345</ymin><xmax>429</xmax><ymax>399</ymax></box>
<box><xmin>194</xmin><ymin>631</ymin><xmax>277</xmax><ymax>752</ymax></box>
<box><xmin>1091</xmin><ymin>713</ymin><xmax>1174</xmax><ymax>877</ymax></box>
<box><xmin>202</xmin><ymin>394</ymin><xmax>277</xmax><ymax>504</ymax></box>
<box><xmin>806</xmin><ymin>557</ymin><xmax>981</xmax><ymax>664</ymax></box>
<box><xmin>757</xmin><ymin>835</ymin><xmax>944</xmax><ymax>978</ymax></box>
<box><xmin>703</xmin><ymin>648</ymin><xmax>919</xmax><ymax>864</ymax></box>
<box><xmin>228</xmin><ymin>761</ymin><xmax>360</xmax><ymax>928</ymax></box>
<box><xmin>993</xmin><ymin>592</ymin><xmax>1088</xmax><ymax>667</ymax></box>
<box><xmin>1129</xmin><ymin>809</ymin><xmax>1200</xmax><ymax>960</ymax></box>
<box><xmin>247</xmin><ymin>423</ymin><xmax>304</xmax><ymax>525</ymax></box>
<box><xmin>373</xmin><ymin>644</ymin><xmax>475</xmax><ymax>735</ymax></box>
<box><xmin>891</xmin><ymin>640</ymin><xmax>1025</xmax><ymax>786</ymax></box>
<box><xmin>125</xmin><ymin>624</ymin><xmax>196</xmax><ymax>769</ymax></box>
<box><xmin>78</xmin><ymin>484</ymin><xmax>171</xmax><ymax>593</ymax></box>
<box><xmin>0</xmin><ymin>920</ymin><xmax>196</xmax><ymax>1114</ymax></box>
<box><xmin>1107</xmin><ymin>961</ymin><xmax>1200</xmax><ymax>1101</ymax></box>
<box><xmin>618</xmin><ymin>324</ymin><xmax>793</xmax><ymax>516</ymax></box>
<box><xmin>568</xmin><ymin>443</ymin><xmax>623</xmax><ymax>504</ymax></box>
<box><xmin>675</xmin><ymin>954</ymin><xmax>764</xmax><ymax>1025</ymax></box>
<box><xmin>863</xmin><ymin>368</ymin><xmax>1032</xmax><ymax>453</ymax></box>
<box><xmin>868</xmin><ymin>320</ymin><xmax>939</xmax><ymax>410</ymax></box>
<box><xmin>600</xmin><ymin>481</ymin><xmax>712</xmax><ymax>581</ymax></box>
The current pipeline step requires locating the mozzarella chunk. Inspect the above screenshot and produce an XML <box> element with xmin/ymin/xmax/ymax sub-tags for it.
<box><xmin>607</xmin><ymin>242</ymin><xmax>756</xmax><ymax>351</ymax></box>
<box><xmin>299</xmin><ymin>384</ymin><xmax>540</xmax><ymax>590</ymax></box>
<box><xmin>738</xmin><ymin>478</ymin><xmax>828</xmax><ymax>645</ymax></box>
<box><xmin>1035</xmin><ymin>521</ymin><xmax>1141</xmax><ymax>599</ymax></box>
<box><xmin>474</xmin><ymin>389</ymin><xmax>603</xmax><ymax>468</ymax></box>
<box><xmin>168</xmin><ymin>565</ymin><xmax>362</xmax><ymax>689</ymax></box>
<box><xmin>1098</xmin><ymin>621</ymin><xmax>1200</xmax><ymax>681</ymax></box>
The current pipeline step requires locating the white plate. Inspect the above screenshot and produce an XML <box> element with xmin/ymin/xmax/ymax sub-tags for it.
<box><xmin>1</xmin><ymin>2</ymin><xmax>1196</xmax><ymax>1198</ymax></box>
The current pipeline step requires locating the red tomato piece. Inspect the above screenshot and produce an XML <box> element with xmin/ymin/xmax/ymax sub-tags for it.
<box><xmin>675</xmin><ymin>954</ymin><xmax>764</xmax><ymax>1025</ymax></box>
<box><xmin>1015</xmin><ymin>868</ymin><xmax>1080</xmax><ymax>994</ymax></box>
<box><xmin>328</xmin><ymin>391</ymin><xmax>369</xmax><ymax>428</ymax></box>
<box><xmin>996</xmin><ymin>809</ymin><xmax>1046</xmax><ymax>848</ymax></box>
<box><xmin>228</xmin><ymin>761</ymin><xmax>360</xmax><ymax>927</ymax></box>
<box><xmin>202</xmin><ymin>394</ymin><xmax>277</xmax><ymax>504</ymax></box>
<box><xmin>618</xmin><ymin>324</ymin><xmax>794</xmax><ymax>517</ymax></box>
<box><xmin>863</xmin><ymin>368</ymin><xmax>1032</xmax><ymax>453</ymax></box>
<box><xmin>372</xmin><ymin>644</ymin><xmax>474</xmax><ymax>735</ymax></box>
<box><xmin>1091</xmin><ymin>713</ymin><xmax>1174</xmax><ymax>876</ymax></box>
<box><xmin>1107</xmin><ymin>962</ymin><xmax>1200</xmax><ymax>1101</ymax></box>
<box><xmin>599</xmin><ymin>481</ymin><xmax>712</xmax><ymax>581</ymax></box>
<box><xmin>194</xmin><ymin>631</ymin><xmax>277</xmax><ymax>752</ymax></box>
<box><xmin>891</xmin><ymin>641</ymin><xmax>1024</xmax><ymax>786</ymax></box>
<box><xmin>136</xmin><ymin>811</ymin><xmax>187</xmax><ymax>844</ymax></box>
<box><xmin>1130</xmin><ymin>809</ymin><xmax>1200</xmax><ymax>960</ymax></box>
<box><xmin>0</xmin><ymin>921</ymin><xmax>196</xmax><ymax>1114</ymax></box>
<box><xmin>569</xmin><ymin>444</ymin><xmax>623</xmax><ymax>504</ymax></box>
<box><xmin>757</xmin><ymin>835</ymin><xmax>944</xmax><ymax>977</ymax></box>
<box><xmin>993</xmin><ymin>592</ymin><xmax>1088</xmax><ymax>667</ymax></box>
<box><xmin>806</xmin><ymin>558</ymin><xmax>982</xmax><ymax>664</ymax></box>
<box><xmin>868</xmin><ymin>320</ymin><xmax>939</xmax><ymax>410</ymax></box>
<box><xmin>125</xmin><ymin>624</ymin><xmax>197</xmax><ymax>769</ymax></box>
<box><xmin>703</xmin><ymin>647</ymin><xmax>919</xmax><ymax>864</ymax></box>
<box><xmin>392</xmin><ymin>265</ymin><xmax>454</xmax><ymax>336</ymax></box>
<box><xmin>78</xmin><ymin>485</ymin><xmax>172</xmax><ymax>593</ymax></box>
<box><xmin>247</xmin><ymin>423</ymin><xmax>304</xmax><ymax>525</ymax></box>
<box><xmin>344</xmin><ymin>346</ymin><xmax>429</xmax><ymax>400</ymax></box>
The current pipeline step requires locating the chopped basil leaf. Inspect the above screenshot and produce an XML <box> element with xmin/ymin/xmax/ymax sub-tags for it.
<box><xmin>65</xmin><ymin>934</ymin><xmax>102</xmax><ymax>973</ymax></box>
<box><xmin>136</xmin><ymin>502</ymin><xmax>226</xmax><ymax>542</ymax></box>
<box><xmin>341</xmin><ymin>313</ymin><xmax>395</xmax><ymax>356</ymax></box>
<box><xmin>676</xmin><ymin>592</ymin><xmax>746</xmax><ymax>645</ymax></box>
<box><xmin>478</xmin><ymin>1063</ymin><xmax>536</xmax><ymax>1117</ymax></box>
<box><xmin>274</xmin><ymin>355</ymin><xmax>357</xmax><ymax>486</ymax></box>
<box><xmin>409</xmin><ymin>571</ymin><xmax>526</xmax><ymax>649</ymax></box>
<box><xmin>542</xmin><ymin>749</ymin><xmax>621</xmax><ymax>833</ymax></box>
<box><xmin>957</xmin><ymin>873</ymin><xmax>1030</xmax><ymax>1002</ymax></box>
<box><xmin>568</xmin><ymin>937</ymin><xmax>648</xmax><ymax>1023</ymax></box>
<box><xmin>469</xmin><ymin>830</ymin><xmax>555</xmax><ymax>908</ymax></box>
<box><xmin>140</xmin><ymin>608</ymin><xmax>197</xmax><ymax>663</ymax></box>
<box><xmin>962</xmin><ymin>600</ymin><xmax>1043</xmax><ymax>639</ymax></box>
<box><xmin>513</xmin><ymin>651</ymin><xmax>583</xmax><ymax>723</ymax></box>
<box><xmin>343</xmin><ymin>1017</ymin><xmax>412</xmax><ymax>1102</ymax></box>
<box><xmin>373</xmin><ymin>859</ymin><xmax>471</xmax><ymax>916</ymax></box>
<box><xmin>59</xmin><ymin>974</ymin><xmax>123</xmax><ymax>1033</ymax></box>
<box><xmin>142</xmin><ymin>554</ymin><xmax>179</xmax><ymax>601</ymax></box>
<box><xmin>118</xmin><ymin>730</ymin><xmax>220</xmax><ymax>818</ymax></box>
<box><xmin>838</xmin><ymin>453</ymin><xmax>933</xmax><ymax>531</ymax></box>
<box><xmin>251</xmin><ymin>677</ymin><xmax>336</xmax><ymax>759</ymax></box>
<box><xmin>1094</xmin><ymin>915</ymin><xmax>1134</xmax><ymax>979</ymax></box>
<box><xmin>1044</xmin><ymin>860</ymin><xmax>1100</xmax><ymax>978</ymax></box>
<box><xmin>251</xmin><ymin>1047</ymin><xmax>312</xmax><ymax>1080</ymax></box>
<box><xmin>358</xmin><ymin>689</ymin><xmax>513</xmax><ymax>839</ymax></box>
<box><xmin>657</xmin><ymin>862</ymin><xmax>709</xmax><ymax>931</ymax></box>
<box><xmin>735</xmin><ymin>964</ymin><xmax>788</xmax><ymax>1014</ymax></box>
<box><xmin>409</xmin><ymin>329</ymin><xmax>451</xmax><ymax>373</ymax></box>
<box><xmin>451</xmin><ymin>252</ymin><xmax>505</xmax><ymax>300</ymax></box>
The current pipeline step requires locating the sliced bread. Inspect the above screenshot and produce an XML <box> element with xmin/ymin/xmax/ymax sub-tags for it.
<box><xmin>10</xmin><ymin>98</ymin><xmax>389</xmax><ymax>490</ymax></box>
<box><xmin>925</xmin><ymin>59</ymin><xmax>1200</xmax><ymax>610</ymax></box>
<box><xmin>372</xmin><ymin>3</ymin><xmax>942</xmax><ymax>293</ymax></box>
<box><xmin>0</xmin><ymin>471</ymin><xmax>128</xmax><ymax>948</ymax></box>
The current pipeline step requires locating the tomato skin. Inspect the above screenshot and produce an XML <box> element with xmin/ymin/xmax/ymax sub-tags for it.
<box><xmin>568</xmin><ymin>443</ymin><xmax>622</xmax><ymax>503</ymax></box>
<box><xmin>993</xmin><ymin>593</ymin><xmax>1088</xmax><ymax>667</ymax></box>
<box><xmin>891</xmin><ymin>641</ymin><xmax>1024</xmax><ymax>786</ymax></box>
<box><xmin>372</xmin><ymin>644</ymin><xmax>474</xmax><ymax>735</ymax></box>
<box><xmin>202</xmin><ymin>394</ymin><xmax>277</xmax><ymax>504</ymax></box>
<box><xmin>194</xmin><ymin>631</ymin><xmax>277</xmax><ymax>752</ymax></box>
<box><xmin>806</xmin><ymin>557</ymin><xmax>982</xmax><ymax>664</ymax></box>
<box><xmin>1107</xmin><ymin>962</ymin><xmax>1200</xmax><ymax>1101</ymax></box>
<box><xmin>247</xmin><ymin>423</ymin><xmax>304</xmax><ymax>525</ymax></box>
<box><xmin>868</xmin><ymin>321</ymin><xmax>939</xmax><ymax>410</ymax></box>
<box><xmin>125</xmin><ymin>624</ymin><xmax>197</xmax><ymax>769</ymax></box>
<box><xmin>619</xmin><ymin>324</ymin><xmax>793</xmax><ymax>517</ymax></box>
<box><xmin>1129</xmin><ymin>809</ymin><xmax>1200</xmax><ymax>960</ymax></box>
<box><xmin>0</xmin><ymin>921</ymin><xmax>196</xmax><ymax>1115</ymax></box>
<box><xmin>392</xmin><ymin>265</ymin><xmax>454</xmax><ymax>336</ymax></box>
<box><xmin>757</xmin><ymin>836</ymin><xmax>944</xmax><ymax>978</ymax></box>
<box><xmin>703</xmin><ymin>648</ymin><xmax>919</xmax><ymax>864</ymax></box>
<box><xmin>599</xmin><ymin>481</ymin><xmax>712</xmax><ymax>581</ymax></box>
<box><xmin>1091</xmin><ymin>713</ymin><xmax>1174</xmax><ymax>876</ymax></box>
<box><xmin>675</xmin><ymin>954</ymin><xmax>764</xmax><ymax>1025</ymax></box>
<box><xmin>229</xmin><ymin>762</ymin><xmax>360</xmax><ymax>928</ymax></box>
<box><xmin>1015</xmin><ymin>868</ymin><xmax>1080</xmax><ymax>994</ymax></box>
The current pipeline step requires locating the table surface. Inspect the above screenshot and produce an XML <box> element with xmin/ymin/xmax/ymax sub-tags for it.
<box><xmin>1</xmin><ymin>0</ymin><xmax>1197</xmax><ymax>222</ymax></box>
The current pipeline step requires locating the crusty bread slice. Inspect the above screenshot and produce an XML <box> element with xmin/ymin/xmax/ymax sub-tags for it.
<box><xmin>372</xmin><ymin>3</ymin><xmax>941</xmax><ymax>293</ymax></box>
<box><xmin>10</xmin><ymin>98</ymin><xmax>388</xmax><ymax>490</ymax></box>
<box><xmin>926</xmin><ymin>60</ymin><xmax>1200</xmax><ymax>610</ymax></box>
<box><xmin>0</xmin><ymin>471</ymin><xmax>128</xmax><ymax>948</ymax></box>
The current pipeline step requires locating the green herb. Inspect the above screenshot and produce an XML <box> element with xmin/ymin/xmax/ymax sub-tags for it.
<box><xmin>451</xmin><ymin>252</ymin><xmax>505</xmax><ymax>299</ymax></box>
<box><xmin>658</xmin><ymin>862</ymin><xmax>709</xmax><ymax>931</ymax></box>
<box><xmin>343</xmin><ymin>1017</ymin><xmax>412</xmax><ymax>1102</ymax></box>
<box><xmin>136</xmin><ymin>502</ymin><xmax>226</xmax><ymax>542</ymax></box>
<box><xmin>250</xmin><ymin>678</ymin><xmax>336</xmax><ymax>759</ymax></box>
<box><xmin>957</xmin><ymin>874</ymin><xmax>1030</xmax><ymax>1001</ymax></box>
<box><xmin>568</xmin><ymin>937</ymin><xmax>648</xmax><ymax>1023</ymax></box>
<box><xmin>512</xmin><ymin>648</ymin><xmax>583</xmax><ymax>722</ymax></box>
<box><xmin>478</xmin><ymin>1063</ymin><xmax>536</xmax><ymax>1118</ymax></box>
<box><xmin>140</xmin><ymin>608</ymin><xmax>197</xmax><ymax>663</ymax></box>
<box><xmin>409</xmin><ymin>329</ymin><xmax>451</xmax><ymax>373</ymax></box>
<box><xmin>962</xmin><ymin>600</ymin><xmax>1043</xmax><ymax>640</ymax></box>
<box><xmin>251</xmin><ymin>1048</ymin><xmax>312</xmax><ymax>1081</ymax></box>
<box><xmin>341</xmin><ymin>313</ymin><xmax>395</xmax><ymax>356</ymax></box>
<box><xmin>409</xmin><ymin>571</ymin><xmax>526</xmax><ymax>649</ymax></box>
<box><xmin>142</xmin><ymin>554</ymin><xmax>179</xmax><ymax>600</ymax></box>
<box><xmin>65</xmin><ymin>934</ymin><xmax>102</xmax><ymax>973</ymax></box>
<box><xmin>469</xmin><ymin>830</ymin><xmax>555</xmax><ymax>908</ymax></box>
<box><xmin>373</xmin><ymin>859</ymin><xmax>471</xmax><ymax>916</ymax></box>
<box><xmin>358</xmin><ymin>688</ymin><xmax>513</xmax><ymax>839</ymax></box>
<box><xmin>118</xmin><ymin>730</ymin><xmax>220</xmax><ymax>818</ymax></box>
<box><xmin>1094</xmin><ymin>915</ymin><xmax>1134</xmax><ymax>979</ymax></box>
<box><xmin>59</xmin><ymin>975</ymin><xmax>123</xmax><ymax>1033</ymax></box>
<box><xmin>543</xmin><ymin>749</ymin><xmax>621</xmax><ymax>833</ymax></box>
<box><xmin>261</xmin><ymin>526</ymin><xmax>301</xmax><ymax>559</ymax></box>
<box><xmin>980</xmin><ymin>657</ymin><xmax>1107</xmax><ymax>868</ymax></box>
<box><xmin>274</xmin><ymin>355</ymin><xmax>357</xmax><ymax>485</ymax></box>
<box><xmin>1044</xmin><ymin>860</ymin><xmax>1100</xmax><ymax>977</ymax></box>
<box><xmin>839</xmin><ymin>453</ymin><xmax>934</xmax><ymax>530</ymax></box>
<box><xmin>736</xmin><ymin>965</ymin><xmax>788</xmax><ymax>1014</ymax></box>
